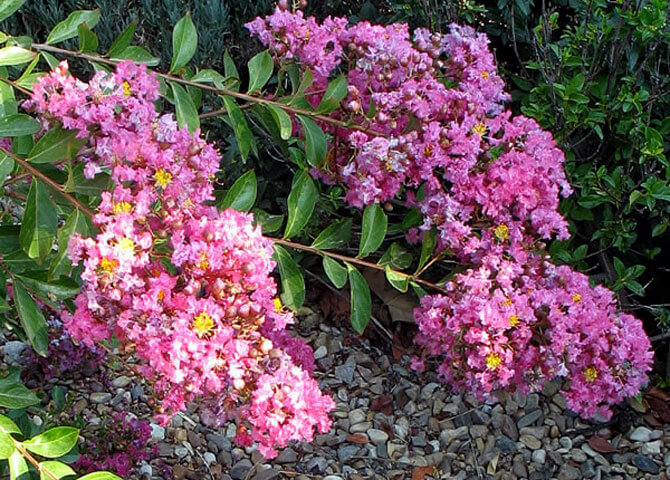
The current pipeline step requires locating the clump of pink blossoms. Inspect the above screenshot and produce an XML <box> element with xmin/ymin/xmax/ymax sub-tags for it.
<box><xmin>26</xmin><ymin>60</ymin><xmax>333</xmax><ymax>458</ymax></box>
<box><xmin>247</xmin><ymin>6</ymin><xmax>653</xmax><ymax>418</ymax></box>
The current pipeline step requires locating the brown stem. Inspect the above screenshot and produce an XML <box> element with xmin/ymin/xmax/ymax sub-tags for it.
<box><xmin>0</xmin><ymin>76</ymin><xmax>32</xmax><ymax>96</ymax></box>
<box><xmin>31</xmin><ymin>44</ymin><xmax>387</xmax><ymax>137</ymax></box>
<box><xmin>12</xmin><ymin>439</ymin><xmax>60</xmax><ymax>480</ymax></box>
<box><xmin>273</xmin><ymin>238</ymin><xmax>446</xmax><ymax>293</ymax></box>
<box><xmin>0</xmin><ymin>147</ymin><xmax>95</xmax><ymax>217</ymax></box>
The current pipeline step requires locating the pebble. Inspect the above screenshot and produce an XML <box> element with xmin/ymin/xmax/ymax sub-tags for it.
<box><xmin>629</xmin><ymin>426</ymin><xmax>653</xmax><ymax>442</ymax></box>
<box><xmin>275</xmin><ymin>448</ymin><xmax>298</xmax><ymax>464</ymax></box>
<box><xmin>306</xmin><ymin>456</ymin><xmax>328</xmax><ymax>473</ymax></box>
<box><xmin>557</xmin><ymin>464</ymin><xmax>581</xmax><ymax>480</ymax></box>
<box><xmin>111</xmin><ymin>375</ymin><xmax>131</xmax><ymax>388</ymax></box>
<box><xmin>337</xmin><ymin>445</ymin><xmax>358</xmax><ymax>462</ymax></box>
<box><xmin>203</xmin><ymin>452</ymin><xmax>216</xmax><ymax>466</ymax></box>
<box><xmin>90</xmin><ymin>392</ymin><xmax>112</xmax><ymax>404</ymax></box>
<box><xmin>367</xmin><ymin>428</ymin><xmax>389</xmax><ymax>445</ymax></box>
<box><xmin>641</xmin><ymin>439</ymin><xmax>661</xmax><ymax>455</ymax></box>
<box><xmin>230</xmin><ymin>459</ymin><xmax>253</xmax><ymax>480</ymax></box>
<box><xmin>313</xmin><ymin>345</ymin><xmax>327</xmax><ymax>360</ymax></box>
<box><xmin>518</xmin><ymin>409</ymin><xmax>542</xmax><ymax>428</ymax></box>
<box><xmin>532</xmin><ymin>449</ymin><xmax>546</xmax><ymax>464</ymax></box>
<box><xmin>631</xmin><ymin>454</ymin><xmax>660</xmax><ymax>474</ymax></box>
<box><xmin>334</xmin><ymin>364</ymin><xmax>355</xmax><ymax>384</ymax></box>
<box><xmin>520</xmin><ymin>433</ymin><xmax>542</xmax><ymax>450</ymax></box>
<box><xmin>252</xmin><ymin>468</ymin><xmax>281</xmax><ymax>480</ymax></box>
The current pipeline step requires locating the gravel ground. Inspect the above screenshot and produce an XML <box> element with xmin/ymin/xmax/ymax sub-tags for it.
<box><xmin>13</xmin><ymin>307</ymin><xmax>670</xmax><ymax>480</ymax></box>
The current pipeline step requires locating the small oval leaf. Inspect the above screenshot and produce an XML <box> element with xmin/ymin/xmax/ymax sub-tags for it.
<box><xmin>359</xmin><ymin>204</ymin><xmax>387</xmax><ymax>258</ymax></box>
<box><xmin>273</xmin><ymin>244</ymin><xmax>305</xmax><ymax>311</ymax></box>
<box><xmin>170</xmin><ymin>13</ymin><xmax>198</xmax><ymax>73</ymax></box>
<box><xmin>219</xmin><ymin>170</ymin><xmax>257</xmax><ymax>212</ymax></box>
<box><xmin>284</xmin><ymin>171</ymin><xmax>317</xmax><ymax>238</ymax></box>
<box><xmin>347</xmin><ymin>264</ymin><xmax>371</xmax><ymax>334</ymax></box>
<box><xmin>24</xmin><ymin>427</ymin><xmax>79</xmax><ymax>458</ymax></box>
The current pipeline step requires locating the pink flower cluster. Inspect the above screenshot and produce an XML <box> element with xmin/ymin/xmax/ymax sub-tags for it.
<box><xmin>248</xmin><ymin>7</ymin><xmax>653</xmax><ymax>417</ymax></box>
<box><xmin>27</xmin><ymin>61</ymin><xmax>333</xmax><ymax>458</ymax></box>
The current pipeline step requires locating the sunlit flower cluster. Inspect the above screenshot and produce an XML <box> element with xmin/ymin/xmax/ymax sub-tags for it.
<box><xmin>27</xmin><ymin>60</ymin><xmax>333</xmax><ymax>458</ymax></box>
<box><xmin>247</xmin><ymin>7</ymin><xmax>653</xmax><ymax>417</ymax></box>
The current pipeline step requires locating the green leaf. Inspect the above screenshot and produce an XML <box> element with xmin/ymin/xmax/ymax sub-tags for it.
<box><xmin>106</xmin><ymin>22</ymin><xmax>135</xmax><ymax>58</ymax></box>
<box><xmin>170</xmin><ymin>13</ymin><xmax>197</xmax><ymax>73</ymax></box>
<box><xmin>284</xmin><ymin>171</ymin><xmax>317</xmax><ymax>238</ymax></box>
<box><xmin>77</xmin><ymin>23</ymin><xmax>99</xmax><ymax>52</ymax></box>
<box><xmin>0</xmin><ymin>415</ymin><xmax>20</xmax><ymax>459</ymax></box>
<box><xmin>378</xmin><ymin>242</ymin><xmax>413</xmax><ymax>270</ymax></box>
<box><xmin>0</xmin><ymin>75</ymin><xmax>18</xmax><ymax>115</ymax></box>
<box><xmin>24</xmin><ymin>427</ymin><xmax>79</xmax><ymax>458</ymax></box>
<box><xmin>385</xmin><ymin>265</ymin><xmax>409</xmax><ymax>293</ymax></box>
<box><xmin>297</xmin><ymin>115</ymin><xmax>327</xmax><ymax>168</ymax></box>
<box><xmin>0</xmin><ymin>373</ymin><xmax>40</xmax><ymax>409</ymax></box>
<box><xmin>0</xmin><ymin>0</ymin><xmax>27</xmax><ymax>23</ymax></box>
<box><xmin>28</xmin><ymin>125</ymin><xmax>86</xmax><ymax>164</ymax></box>
<box><xmin>0</xmin><ymin>46</ymin><xmax>35</xmax><ymax>66</ymax></box>
<box><xmin>221</xmin><ymin>95</ymin><xmax>251</xmax><ymax>161</ymax></box>
<box><xmin>9</xmin><ymin>450</ymin><xmax>29</xmax><ymax>480</ymax></box>
<box><xmin>78</xmin><ymin>472</ymin><xmax>123</xmax><ymax>480</ymax></box>
<box><xmin>252</xmin><ymin>208</ymin><xmax>284</xmax><ymax>234</ymax></box>
<box><xmin>171</xmin><ymin>82</ymin><xmax>199</xmax><ymax>133</ymax></box>
<box><xmin>47</xmin><ymin>10</ymin><xmax>100</xmax><ymax>45</ymax></box>
<box><xmin>0</xmin><ymin>114</ymin><xmax>39</xmax><ymax>137</ymax></box>
<box><xmin>311</xmin><ymin>218</ymin><xmax>352</xmax><ymax>250</ymax></box>
<box><xmin>223</xmin><ymin>50</ymin><xmax>240</xmax><ymax>91</ymax></box>
<box><xmin>416</xmin><ymin>228</ymin><xmax>437</xmax><ymax>273</ymax></box>
<box><xmin>247</xmin><ymin>50</ymin><xmax>273</xmax><ymax>93</ymax></box>
<box><xmin>16</xmin><ymin>272</ymin><xmax>80</xmax><ymax>301</ymax></box>
<box><xmin>347</xmin><ymin>264</ymin><xmax>371</xmax><ymax>334</ymax></box>
<box><xmin>109</xmin><ymin>46</ymin><xmax>159</xmax><ymax>66</ymax></box>
<box><xmin>359</xmin><ymin>204</ymin><xmax>387</xmax><ymax>258</ymax></box>
<box><xmin>316</xmin><ymin>75</ymin><xmax>348</xmax><ymax>114</ymax></box>
<box><xmin>19</xmin><ymin>179</ymin><xmax>57</xmax><ymax>262</ymax></box>
<box><xmin>219</xmin><ymin>170</ymin><xmax>257</xmax><ymax>211</ymax></box>
<box><xmin>290</xmin><ymin>69</ymin><xmax>313</xmax><ymax>105</ymax></box>
<box><xmin>40</xmin><ymin>461</ymin><xmax>75</xmax><ymax>480</ymax></box>
<box><xmin>273</xmin><ymin>244</ymin><xmax>305</xmax><ymax>311</ymax></box>
<box><xmin>265</xmin><ymin>104</ymin><xmax>292</xmax><ymax>140</ymax></box>
<box><xmin>13</xmin><ymin>281</ymin><xmax>48</xmax><ymax>356</ymax></box>
<box><xmin>322</xmin><ymin>256</ymin><xmax>347</xmax><ymax>288</ymax></box>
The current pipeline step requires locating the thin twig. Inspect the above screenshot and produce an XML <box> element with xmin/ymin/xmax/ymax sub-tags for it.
<box><xmin>13</xmin><ymin>439</ymin><xmax>60</xmax><ymax>480</ymax></box>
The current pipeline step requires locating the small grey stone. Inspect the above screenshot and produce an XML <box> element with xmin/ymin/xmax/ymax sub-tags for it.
<box><xmin>112</xmin><ymin>375</ymin><xmax>132</xmax><ymax>388</ymax></box>
<box><xmin>501</xmin><ymin>415</ymin><xmax>518</xmax><ymax>441</ymax></box>
<box><xmin>306</xmin><ymin>456</ymin><xmax>328</xmax><ymax>473</ymax></box>
<box><xmin>90</xmin><ymin>392</ymin><xmax>112</xmax><ymax>404</ymax></box>
<box><xmin>230</xmin><ymin>459</ymin><xmax>253</xmax><ymax>480</ymax></box>
<box><xmin>512</xmin><ymin>459</ymin><xmax>528</xmax><ymax>478</ymax></box>
<box><xmin>532</xmin><ymin>449</ymin><xmax>546</xmax><ymax>464</ymax></box>
<box><xmin>612</xmin><ymin>452</ymin><xmax>632</xmax><ymax>464</ymax></box>
<box><xmin>557</xmin><ymin>464</ymin><xmax>581</xmax><ymax>480</ymax></box>
<box><xmin>664</xmin><ymin>451</ymin><xmax>670</xmax><ymax>466</ymax></box>
<box><xmin>335</xmin><ymin>364</ymin><xmax>355</xmax><ymax>384</ymax></box>
<box><xmin>313</xmin><ymin>345</ymin><xmax>327</xmax><ymax>360</ymax></box>
<box><xmin>518</xmin><ymin>409</ymin><xmax>543</xmax><ymax>429</ymax></box>
<box><xmin>368</xmin><ymin>428</ymin><xmax>389</xmax><ymax>445</ymax></box>
<box><xmin>640</xmin><ymin>440</ymin><xmax>661</xmax><ymax>455</ymax></box>
<box><xmin>470</xmin><ymin>425</ymin><xmax>488</xmax><ymax>438</ymax></box>
<box><xmin>275</xmin><ymin>448</ymin><xmax>298</xmax><ymax>464</ymax></box>
<box><xmin>323</xmin><ymin>476</ymin><xmax>344</xmax><ymax>480</ymax></box>
<box><xmin>559</xmin><ymin>437</ymin><xmax>572</xmax><ymax>450</ymax></box>
<box><xmin>526</xmin><ymin>393</ymin><xmax>540</xmax><ymax>410</ymax></box>
<box><xmin>174</xmin><ymin>445</ymin><xmax>189</xmax><ymax>458</ymax></box>
<box><xmin>440</xmin><ymin>426</ymin><xmax>468</xmax><ymax>447</ymax></box>
<box><xmin>495</xmin><ymin>436</ymin><xmax>517</xmax><ymax>454</ymax></box>
<box><xmin>581</xmin><ymin>460</ymin><xmax>596</xmax><ymax>479</ymax></box>
<box><xmin>629</xmin><ymin>426</ymin><xmax>652</xmax><ymax>443</ymax></box>
<box><xmin>252</xmin><ymin>468</ymin><xmax>281</xmax><ymax>480</ymax></box>
<box><xmin>520</xmin><ymin>434</ymin><xmax>542</xmax><ymax>450</ymax></box>
<box><xmin>348</xmin><ymin>408</ymin><xmax>366</xmax><ymax>425</ymax></box>
<box><xmin>2</xmin><ymin>341</ymin><xmax>28</xmax><ymax>365</ymax></box>
<box><xmin>130</xmin><ymin>385</ymin><xmax>145</xmax><ymax>400</ymax></box>
<box><xmin>337</xmin><ymin>444</ymin><xmax>358</xmax><ymax>462</ymax></box>
<box><xmin>203</xmin><ymin>452</ymin><xmax>216</xmax><ymax>466</ymax></box>
<box><xmin>631</xmin><ymin>454</ymin><xmax>659</xmax><ymax>474</ymax></box>
<box><xmin>138</xmin><ymin>464</ymin><xmax>152</xmax><ymax>477</ymax></box>
<box><xmin>411</xmin><ymin>435</ymin><xmax>427</xmax><ymax>447</ymax></box>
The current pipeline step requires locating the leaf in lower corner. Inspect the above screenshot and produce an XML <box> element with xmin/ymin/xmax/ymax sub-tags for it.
<box><xmin>23</xmin><ymin>427</ymin><xmax>79</xmax><ymax>458</ymax></box>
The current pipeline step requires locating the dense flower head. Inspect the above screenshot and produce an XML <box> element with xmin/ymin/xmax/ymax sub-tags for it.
<box><xmin>248</xmin><ymin>6</ymin><xmax>652</xmax><ymax>417</ymax></box>
<box><xmin>28</xmin><ymin>60</ymin><xmax>333</xmax><ymax>458</ymax></box>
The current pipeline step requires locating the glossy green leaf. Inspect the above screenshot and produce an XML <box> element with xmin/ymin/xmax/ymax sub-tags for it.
<box><xmin>378</xmin><ymin>242</ymin><xmax>413</xmax><ymax>270</ymax></box>
<box><xmin>9</xmin><ymin>450</ymin><xmax>29</xmax><ymax>480</ymax></box>
<box><xmin>316</xmin><ymin>75</ymin><xmax>348</xmax><ymax>114</ymax></box>
<box><xmin>39</xmin><ymin>461</ymin><xmax>75</xmax><ymax>480</ymax></box>
<box><xmin>107</xmin><ymin>22</ymin><xmax>135</xmax><ymax>57</ymax></box>
<box><xmin>0</xmin><ymin>114</ymin><xmax>39</xmax><ymax>137</ymax></box>
<box><xmin>0</xmin><ymin>76</ymin><xmax>18</xmax><ymax>115</ymax></box>
<box><xmin>24</xmin><ymin>427</ymin><xmax>79</xmax><ymax>458</ymax></box>
<box><xmin>0</xmin><ymin>0</ymin><xmax>27</xmax><ymax>23</ymax></box>
<box><xmin>265</xmin><ymin>104</ymin><xmax>292</xmax><ymax>140</ymax></box>
<box><xmin>222</xmin><ymin>95</ymin><xmax>251</xmax><ymax>160</ymax></box>
<box><xmin>297</xmin><ymin>115</ymin><xmax>327</xmax><ymax>168</ymax></box>
<box><xmin>416</xmin><ymin>228</ymin><xmax>437</xmax><ymax>273</ymax></box>
<box><xmin>0</xmin><ymin>373</ymin><xmax>40</xmax><ymax>409</ymax></box>
<box><xmin>284</xmin><ymin>171</ymin><xmax>317</xmax><ymax>238</ymax></box>
<box><xmin>47</xmin><ymin>10</ymin><xmax>100</xmax><ymax>45</ymax></box>
<box><xmin>385</xmin><ymin>265</ymin><xmax>409</xmax><ymax>293</ymax></box>
<box><xmin>13</xmin><ymin>281</ymin><xmax>49</xmax><ymax>356</ymax></box>
<box><xmin>219</xmin><ymin>170</ymin><xmax>257</xmax><ymax>211</ymax></box>
<box><xmin>253</xmin><ymin>209</ymin><xmax>284</xmax><ymax>234</ymax></box>
<box><xmin>19</xmin><ymin>179</ymin><xmax>57</xmax><ymax>262</ymax></box>
<box><xmin>28</xmin><ymin>125</ymin><xmax>86</xmax><ymax>164</ymax></box>
<box><xmin>273</xmin><ymin>244</ymin><xmax>305</xmax><ymax>311</ymax></box>
<box><xmin>247</xmin><ymin>50</ymin><xmax>273</xmax><ymax>93</ymax></box>
<box><xmin>0</xmin><ymin>415</ymin><xmax>20</xmax><ymax>459</ymax></box>
<box><xmin>170</xmin><ymin>13</ymin><xmax>197</xmax><ymax>73</ymax></box>
<box><xmin>223</xmin><ymin>50</ymin><xmax>240</xmax><ymax>91</ymax></box>
<box><xmin>0</xmin><ymin>46</ymin><xmax>35</xmax><ymax>66</ymax></box>
<box><xmin>110</xmin><ymin>46</ymin><xmax>159</xmax><ymax>66</ymax></box>
<box><xmin>311</xmin><ymin>218</ymin><xmax>352</xmax><ymax>250</ymax></box>
<box><xmin>347</xmin><ymin>264</ymin><xmax>371</xmax><ymax>334</ymax></box>
<box><xmin>16</xmin><ymin>272</ymin><xmax>80</xmax><ymax>301</ymax></box>
<box><xmin>48</xmin><ymin>211</ymin><xmax>87</xmax><ymax>283</ymax></box>
<box><xmin>77</xmin><ymin>23</ymin><xmax>98</xmax><ymax>52</ymax></box>
<box><xmin>171</xmin><ymin>82</ymin><xmax>199</xmax><ymax>133</ymax></box>
<box><xmin>322</xmin><ymin>256</ymin><xmax>347</xmax><ymax>288</ymax></box>
<box><xmin>78</xmin><ymin>472</ymin><xmax>123</xmax><ymax>480</ymax></box>
<box><xmin>290</xmin><ymin>69</ymin><xmax>313</xmax><ymax>106</ymax></box>
<box><xmin>359</xmin><ymin>204</ymin><xmax>387</xmax><ymax>258</ymax></box>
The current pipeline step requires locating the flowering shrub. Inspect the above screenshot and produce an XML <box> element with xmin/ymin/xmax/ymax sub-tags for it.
<box><xmin>247</xmin><ymin>5</ymin><xmax>653</xmax><ymax>418</ymax></box>
<box><xmin>25</xmin><ymin>60</ymin><xmax>334</xmax><ymax>458</ymax></box>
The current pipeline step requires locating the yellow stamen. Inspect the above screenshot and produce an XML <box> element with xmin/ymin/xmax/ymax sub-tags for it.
<box><xmin>482</xmin><ymin>70</ymin><xmax>489</xmax><ymax>80</ymax></box>
<box><xmin>584</xmin><ymin>367</ymin><xmax>598</xmax><ymax>382</ymax></box>
<box><xmin>122</xmin><ymin>81</ymin><xmax>132</xmax><ymax>96</ymax></box>
<box><xmin>508</xmin><ymin>315</ymin><xmax>519</xmax><ymax>327</ymax></box>
<box><xmin>273</xmin><ymin>297</ymin><xmax>283</xmax><ymax>313</ymax></box>
<box><xmin>472</xmin><ymin>122</ymin><xmax>487</xmax><ymax>136</ymax></box>
<box><xmin>153</xmin><ymin>169</ymin><xmax>173</xmax><ymax>189</ymax></box>
<box><xmin>117</xmin><ymin>237</ymin><xmax>135</xmax><ymax>253</ymax></box>
<box><xmin>113</xmin><ymin>201</ymin><xmax>133</xmax><ymax>215</ymax></box>
<box><xmin>157</xmin><ymin>290</ymin><xmax>165</xmax><ymax>301</ymax></box>
<box><xmin>197</xmin><ymin>251</ymin><xmax>210</xmax><ymax>270</ymax></box>
<box><xmin>501</xmin><ymin>298</ymin><xmax>513</xmax><ymax>307</ymax></box>
<box><xmin>424</xmin><ymin>145</ymin><xmax>433</xmax><ymax>157</ymax></box>
<box><xmin>100</xmin><ymin>257</ymin><xmax>118</xmax><ymax>273</ymax></box>
<box><xmin>494</xmin><ymin>223</ymin><xmax>509</xmax><ymax>242</ymax></box>
<box><xmin>192</xmin><ymin>312</ymin><xmax>215</xmax><ymax>338</ymax></box>
<box><xmin>486</xmin><ymin>353</ymin><xmax>502</xmax><ymax>369</ymax></box>
<box><xmin>572</xmin><ymin>293</ymin><xmax>582</xmax><ymax>303</ymax></box>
